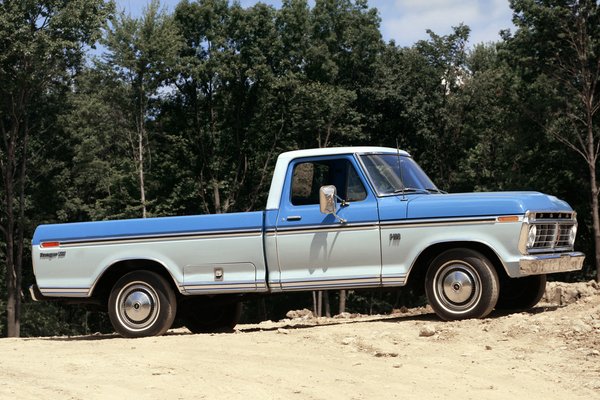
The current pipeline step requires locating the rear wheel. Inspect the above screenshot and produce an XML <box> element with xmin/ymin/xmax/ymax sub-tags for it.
<box><xmin>496</xmin><ymin>274</ymin><xmax>546</xmax><ymax>311</ymax></box>
<box><xmin>425</xmin><ymin>248</ymin><xmax>499</xmax><ymax>320</ymax></box>
<box><xmin>180</xmin><ymin>298</ymin><xmax>242</xmax><ymax>334</ymax></box>
<box><xmin>108</xmin><ymin>271</ymin><xmax>177</xmax><ymax>338</ymax></box>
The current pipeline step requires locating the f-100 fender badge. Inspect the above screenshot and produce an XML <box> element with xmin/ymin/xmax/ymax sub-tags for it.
<box><xmin>389</xmin><ymin>233</ymin><xmax>401</xmax><ymax>246</ymax></box>
<box><xmin>40</xmin><ymin>251</ymin><xmax>66</xmax><ymax>260</ymax></box>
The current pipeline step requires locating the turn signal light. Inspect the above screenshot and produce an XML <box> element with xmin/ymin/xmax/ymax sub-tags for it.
<box><xmin>40</xmin><ymin>241</ymin><xmax>60</xmax><ymax>248</ymax></box>
<box><xmin>497</xmin><ymin>216</ymin><xmax>519</xmax><ymax>223</ymax></box>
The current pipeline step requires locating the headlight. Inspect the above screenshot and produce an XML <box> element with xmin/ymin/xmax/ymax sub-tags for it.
<box><xmin>569</xmin><ymin>225</ymin><xmax>577</xmax><ymax>246</ymax></box>
<box><xmin>526</xmin><ymin>225</ymin><xmax>537</xmax><ymax>248</ymax></box>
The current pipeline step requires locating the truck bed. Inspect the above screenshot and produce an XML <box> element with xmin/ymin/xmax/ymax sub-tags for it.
<box><xmin>32</xmin><ymin>212</ymin><xmax>268</xmax><ymax>297</ymax></box>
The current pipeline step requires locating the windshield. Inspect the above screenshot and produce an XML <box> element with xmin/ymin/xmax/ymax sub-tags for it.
<box><xmin>359</xmin><ymin>154</ymin><xmax>438</xmax><ymax>196</ymax></box>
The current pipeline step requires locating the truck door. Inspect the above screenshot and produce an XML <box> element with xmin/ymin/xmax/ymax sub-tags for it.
<box><xmin>275</xmin><ymin>155</ymin><xmax>381</xmax><ymax>290</ymax></box>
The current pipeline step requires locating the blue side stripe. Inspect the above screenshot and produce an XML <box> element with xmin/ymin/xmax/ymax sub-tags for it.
<box><xmin>32</xmin><ymin>211</ymin><xmax>265</xmax><ymax>245</ymax></box>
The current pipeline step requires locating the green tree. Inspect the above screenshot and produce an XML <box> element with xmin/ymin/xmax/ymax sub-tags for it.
<box><xmin>103</xmin><ymin>0</ymin><xmax>182</xmax><ymax>218</ymax></box>
<box><xmin>171</xmin><ymin>0</ymin><xmax>285</xmax><ymax>214</ymax></box>
<box><xmin>56</xmin><ymin>65</ymin><xmax>141</xmax><ymax>222</ymax></box>
<box><xmin>287</xmin><ymin>81</ymin><xmax>363</xmax><ymax>149</ymax></box>
<box><xmin>455</xmin><ymin>44</ymin><xmax>522</xmax><ymax>192</ymax></box>
<box><xmin>0</xmin><ymin>0</ymin><xmax>112</xmax><ymax>337</ymax></box>
<box><xmin>367</xmin><ymin>25</ymin><xmax>471</xmax><ymax>191</ymax></box>
<box><xmin>307</xmin><ymin>0</ymin><xmax>382</xmax><ymax>86</ymax></box>
<box><xmin>504</xmin><ymin>0</ymin><xmax>600</xmax><ymax>281</ymax></box>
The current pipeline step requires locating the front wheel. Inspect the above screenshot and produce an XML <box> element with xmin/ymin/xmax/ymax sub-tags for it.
<box><xmin>108</xmin><ymin>271</ymin><xmax>177</xmax><ymax>338</ymax></box>
<box><xmin>425</xmin><ymin>248</ymin><xmax>499</xmax><ymax>320</ymax></box>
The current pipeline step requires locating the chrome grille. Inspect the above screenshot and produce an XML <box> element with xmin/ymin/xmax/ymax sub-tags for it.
<box><xmin>529</xmin><ymin>222</ymin><xmax>576</xmax><ymax>252</ymax></box>
<box><xmin>532</xmin><ymin>224</ymin><xmax>557</xmax><ymax>249</ymax></box>
<box><xmin>556</xmin><ymin>223</ymin><xmax>576</xmax><ymax>248</ymax></box>
<box><xmin>521</xmin><ymin>211</ymin><xmax>577</xmax><ymax>254</ymax></box>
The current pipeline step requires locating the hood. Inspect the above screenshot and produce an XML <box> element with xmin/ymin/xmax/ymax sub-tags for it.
<box><xmin>406</xmin><ymin>191</ymin><xmax>572</xmax><ymax>219</ymax></box>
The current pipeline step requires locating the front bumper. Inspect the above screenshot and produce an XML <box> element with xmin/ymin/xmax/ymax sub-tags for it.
<box><xmin>519</xmin><ymin>252</ymin><xmax>585</xmax><ymax>276</ymax></box>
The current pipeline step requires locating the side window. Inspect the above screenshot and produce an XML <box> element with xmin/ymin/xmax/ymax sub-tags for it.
<box><xmin>291</xmin><ymin>162</ymin><xmax>331</xmax><ymax>205</ymax></box>
<box><xmin>290</xmin><ymin>159</ymin><xmax>367</xmax><ymax>206</ymax></box>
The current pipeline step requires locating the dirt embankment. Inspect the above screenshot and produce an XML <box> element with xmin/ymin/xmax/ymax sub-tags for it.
<box><xmin>0</xmin><ymin>281</ymin><xmax>599</xmax><ymax>400</ymax></box>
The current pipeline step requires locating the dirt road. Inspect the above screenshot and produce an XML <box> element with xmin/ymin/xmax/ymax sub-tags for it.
<box><xmin>1</xmin><ymin>282</ymin><xmax>599</xmax><ymax>400</ymax></box>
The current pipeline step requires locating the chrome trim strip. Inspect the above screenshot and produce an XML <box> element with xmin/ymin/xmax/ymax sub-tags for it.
<box><xmin>58</xmin><ymin>229</ymin><xmax>262</xmax><ymax>247</ymax></box>
<box><xmin>381</xmin><ymin>280</ymin><xmax>406</xmax><ymax>286</ymax></box>
<box><xmin>382</xmin><ymin>273</ymin><xmax>407</xmax><ymax>286</ymax></box>
<box><xmin>41</xmin><ymin>287</ymin><xmax>89</xmax><ymax>293</ymax></box>
<box><xmin>185</xmin><ymin>288</ymin><xmax>257</xmax><ymax>293</ymax></box>
<box><xmin>184</xmin><ymin>282</ymin><xmax>259</xmax><ymax>291</ymax></box>
<box><xmin>276</xmin><ymin>222</ymin><xmax>378</xmax><ymax>235</ymax></box>
<box><xmin>275</xmin><ymin>216</ymin><xmax>509</xmax><ymax>235</ymax></box>
<box><xmin>183</xmin><ymin>279</ymin><xmax>267</xmax><ymax>292</ymax></box>
<box><xmin>280</xmin><ymin>276</ymin><xmax>380</xmax><ymax>289</ymax></box>
<box><xmin>40</xmin><ymin>287</ymin><xmax>90</xmax><ymax>297</ymax></box>
<box><xmin>380</xmin><ymin>216</ymin><xmax>497</xmax><ymax>228</ymax></box>
<box><xmin>184</xmin><ymin>285</ymin><xmax>258</xmax><ymax>293</ymax></box>
<box><xmin>282</xmin><ymin>282</ymin><xmax>380</xmax><ymax>290</ymax></box>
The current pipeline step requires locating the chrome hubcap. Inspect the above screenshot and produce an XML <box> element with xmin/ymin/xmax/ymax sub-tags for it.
<box><xmin>124</xmin><ymin>290</ymin><xmax>153</xmax><ymax>322</ymax></box>
<box><xmin>442</xmin><ymin>270</ymin><xmax>474</xmax><ymax>304</ymax></box>
<box><xmin>434</xmin><ymin>261</ymin><xmax>482</xmax><ymax>314</ymax></box>
<box><xmin>116</xmin><ymin>282</ymin><xmax>159</xmax><ymax>331</ymax></box>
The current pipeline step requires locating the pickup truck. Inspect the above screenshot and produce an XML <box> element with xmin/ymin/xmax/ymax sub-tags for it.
<box><xmin>30</xmin><ymin>147</ymin><xmax>585</xmax><ymax>337</ymax></box>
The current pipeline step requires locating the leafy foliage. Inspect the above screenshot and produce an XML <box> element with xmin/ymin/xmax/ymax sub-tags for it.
<box><xmin>0</xmin><ymin>0</ymin><xmax>114</xmax><ymax>337</ymax></box>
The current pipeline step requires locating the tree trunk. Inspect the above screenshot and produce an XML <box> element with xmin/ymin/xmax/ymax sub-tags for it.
<box><xmin>313</xmin><ymin>291</ymin><xmax>324</xmax><ymax>317</ymax></box>
<box><xmin>338</xmin><ymin>290</ymin><xmax>346</xmax><ymax>314</ymax></box>
<box><xmin>317</xmin><ymin>291</ymin><xmax>322</xmax><ymax>317</ymax></box>
<box><xmin>2</xmin><ymin>126</ymin><xmax>20</xmax><ymax>337</ymax></box>
<box><xmin>587</xmin><ymin>129</ymin><xmax>600</xmax><ymax>282</ymax></box>
<box><xmin>138</xmin><ymin>126</ymin><xmax>147</xmax><ymax>218</ymax></box>
<box><xmin>136</xmin><ymin>90</ymin><xmax>147</xmax><ymax>219</ymax></box>
<box><xmin>323</xmin><ymin>290</ymin><xmax>331</xmax><ymax>317</ymax></box>
<box><xmin>13</xmin><ymin>124</ymin><xmax>29</xmax><ymax>337</ymax></box>
<box><xmin>5</xmin><ymin>230</ymin><xmax>19</xmax><ymax>337</ymax></box>
<box><xmin>213</xmin><ymin>181</ymin><xmax>221</xmax><ymax>214</ymax></box>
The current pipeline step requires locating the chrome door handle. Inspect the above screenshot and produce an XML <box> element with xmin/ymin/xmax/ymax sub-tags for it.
<box><xmin>286</xmin><ymin>216</ymin><xmax>302</xmax><ymax>221</ymax></box>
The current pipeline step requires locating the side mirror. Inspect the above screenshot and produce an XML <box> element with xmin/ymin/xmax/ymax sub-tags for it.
<box><xmin>319</xmin><ymin>185</ymin><xmax>337</xmax><ymax>214</ymax></box>
<box><xmin>319</xmin><ymin>185</ymin><xmax>347</xmax><ymax>223</ymax></box>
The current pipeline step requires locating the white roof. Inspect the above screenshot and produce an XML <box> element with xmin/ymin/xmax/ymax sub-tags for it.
<box><xmin>277</xmin><ymin>146</ymin><xmax>408</xmax><ymax>161</ymax></box>
<box><xmin>266</xmin><ymin>146</ymin><xmax>410</xmax><ymax>209</ymax></box>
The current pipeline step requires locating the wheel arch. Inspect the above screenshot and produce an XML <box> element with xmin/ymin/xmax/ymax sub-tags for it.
<box><xmin>90</xmin><ymin>258</ymin><xmax>182</xmax><ymax>303</ymax></box>
<box><xmin>405</xmin><ymin>241</ymin><xmax>508</xmax><ymax>290</ymax></box>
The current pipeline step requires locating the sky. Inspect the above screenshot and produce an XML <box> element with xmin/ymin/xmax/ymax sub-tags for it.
<box><xmin>116</xmin><ymin>0</ymin><xmax>516</xmax><ymax>47</ymax></box>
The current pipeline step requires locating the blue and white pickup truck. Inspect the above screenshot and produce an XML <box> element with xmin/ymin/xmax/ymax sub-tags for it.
<box><xmin>30</xmin><ymin>147</ymin><xmax>584</xmax><ymax>337</ymax></box>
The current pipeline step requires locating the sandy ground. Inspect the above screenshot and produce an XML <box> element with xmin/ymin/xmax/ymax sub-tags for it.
<box><xmin>0</xmin><ymin>282</ymin><xmax>599</xmax><ymax>400</ymax></box>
